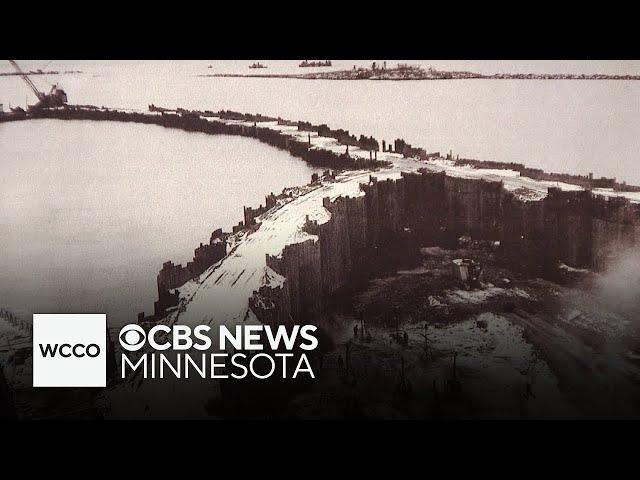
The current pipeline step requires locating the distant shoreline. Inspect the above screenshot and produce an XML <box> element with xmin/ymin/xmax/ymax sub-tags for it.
<box><xmin>199</xmin><ymin>67</ymin><xmax>640</xmax><ymax>81</ymax></box>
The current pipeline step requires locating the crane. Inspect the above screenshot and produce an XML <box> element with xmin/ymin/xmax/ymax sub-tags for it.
<box><xmin>8</xmin><ymin>60</ymin><xmax>68</xmax><ymax>111</ymax></box>
<box><xmin>8</xmin><ymin>60</ymin><xmax>45</xmax><ymax>101</ymax></box>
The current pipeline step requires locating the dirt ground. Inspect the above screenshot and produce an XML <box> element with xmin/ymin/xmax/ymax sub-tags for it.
<box><xmin>286</xmin><ymin>240</ymin><xmax>640</xmax><ymax>419</ymax></box>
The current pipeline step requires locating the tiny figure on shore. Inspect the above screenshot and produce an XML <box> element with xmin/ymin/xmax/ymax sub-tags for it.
<box><xmin>354</xmin><ymin>324</ymin><xmax>359</xmax><ymax>338</ymax></box>
<box><xmin>403</xmin><ymin>331</ymin><xmax>409</xmax><ymax>347</ymax></box>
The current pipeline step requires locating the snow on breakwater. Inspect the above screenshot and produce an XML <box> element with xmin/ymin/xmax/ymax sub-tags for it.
<box><xmin>5</xmin><ymin>104</ymin><xmax>639</xmax><ymax>331</ymax></box>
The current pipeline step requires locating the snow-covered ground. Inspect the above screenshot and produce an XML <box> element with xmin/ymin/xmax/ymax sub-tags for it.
<box><xmin>591</xmin><ymin>187</ymin><xmax>640</xmax><ymax>203</ymax></box>
<box><xmin>445</xmin><ymin>287</ymin><xmax>531</xmax><ymax>305</ymax></box>
<box><xmin>421</xmin><ymin>312</ymin><xmax>576</xmax><ymax>418</ymax></box>
<box><xmin>424</xmin><ymin>159</ymin><xmax>584</xmax><ymax>202</ymax></box>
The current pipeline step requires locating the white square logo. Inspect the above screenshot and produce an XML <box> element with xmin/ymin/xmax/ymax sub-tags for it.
<box><xmin>33</xmin><ymin>314</ymin><xmax>106</xmax><ymax>387</ymax></box>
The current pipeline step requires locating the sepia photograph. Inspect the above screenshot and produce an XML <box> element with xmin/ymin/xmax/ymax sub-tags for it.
<box><xmin>1</xmin><ymin>58</ymin><xmax>639</xmax><ymax>423</ymax></box>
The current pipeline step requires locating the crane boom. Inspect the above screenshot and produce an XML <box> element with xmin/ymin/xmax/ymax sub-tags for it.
<box><xmin>8</xmin><ymin>60</ymin><xmax>45</xmax><ymax>101</ymax></box>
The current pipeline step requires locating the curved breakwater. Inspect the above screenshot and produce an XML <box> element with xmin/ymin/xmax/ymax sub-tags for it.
<box><xmin>3</xmin><ymin>105</ymin><xmax>640</xmax><ymax>328</ymax></box>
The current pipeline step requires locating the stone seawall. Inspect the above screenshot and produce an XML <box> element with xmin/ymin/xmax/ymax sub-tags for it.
<box><xmin>253</xmin><ymin>169</ymin><xmax>640</xmax><ymax>325</ymax></box>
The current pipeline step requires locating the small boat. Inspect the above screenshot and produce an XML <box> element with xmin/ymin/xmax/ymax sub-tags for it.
<box><xmin>249</xmin><ymin>62</ymin><xmax>267</xmax><ymax>69</ymax></box>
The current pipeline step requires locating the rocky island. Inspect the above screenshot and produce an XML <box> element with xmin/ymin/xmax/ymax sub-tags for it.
<box><xmin>203</xmin><ymin>63</ymin><xmax>640</xmax><ymax>81</ymax></box>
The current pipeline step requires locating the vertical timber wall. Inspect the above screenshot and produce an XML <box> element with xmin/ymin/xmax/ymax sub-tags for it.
<box><xmin>253</xmin><ymin>170</ymin><xmax>640</xmax><ymax>324</ymax></box>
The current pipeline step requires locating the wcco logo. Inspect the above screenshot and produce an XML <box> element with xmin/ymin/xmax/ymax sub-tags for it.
<box><xmin>38</xmin><ymin>343</ymin><xmax>101</xmax><ymax>358</ymax></box>
<box><xmin>33</xmin><ymin>314</ymin><xmax>106</xmax><ymax>387</ymax></box>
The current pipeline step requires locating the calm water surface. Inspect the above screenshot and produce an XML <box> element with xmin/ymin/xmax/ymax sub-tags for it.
<box><xmin>2</xmin><ymin>60</ymin><xmax>638</xmax><ymax>183</ymax></box>
<box><xmin>0</xmin><ymin>120</ymin><xmax>318</xmax><ymax>324</ymax></box>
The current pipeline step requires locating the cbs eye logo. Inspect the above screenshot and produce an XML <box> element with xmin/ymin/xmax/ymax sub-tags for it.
<box><xmin>119</xmin><ymin>324</ymin><xmax>146</xmax><ymax>351</ymax></box>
